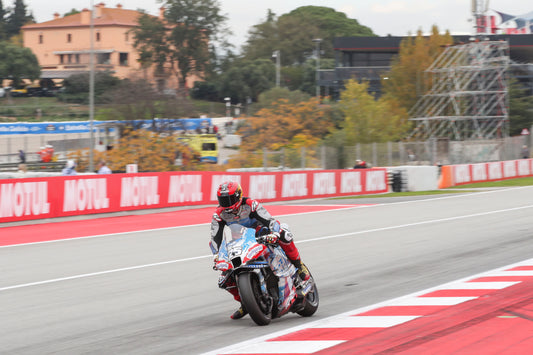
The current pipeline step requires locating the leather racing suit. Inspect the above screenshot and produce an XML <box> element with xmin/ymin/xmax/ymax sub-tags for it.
<box><xmin>210</xmin><ymin>197</ymin><xmax>303</xmax><ymax>303</ymax></box>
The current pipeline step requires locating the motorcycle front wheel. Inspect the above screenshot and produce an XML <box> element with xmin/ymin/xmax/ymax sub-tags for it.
<box><xmin>237</xmin><ymin>272</ymin><xmax>272</xmax><ymax>326</ymax></box>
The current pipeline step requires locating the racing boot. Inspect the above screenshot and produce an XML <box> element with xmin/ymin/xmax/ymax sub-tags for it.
<box><xmin>292</xmin><ymin>258</ymin><xmax>311</xmax><ymax>282</ymax></box>
<box><xmin>230</xmin><ymin>304</ymin><xmax>248</xmax><ymax>320</ymax></box>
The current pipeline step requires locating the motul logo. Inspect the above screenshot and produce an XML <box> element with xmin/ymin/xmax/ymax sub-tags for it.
<box><xmin>454</xmin><ymin>165</ymin><xmax>472</xmax><ymax>184</ymax></box>
<box><xmin>63</xmin><ymin>178</ymin><xmax>110</xmax><ymax>212</ymax></box>
<box><xmin>120</xmin><ymin>176</ymin><xmax>160</xmax><ymax>207</ymax></box>
<box><xmin>365</xmin><ymin>171</ymin><xmax>387</xmax><ymax>191</ymax></box>
<box><xmin>518</xmin><ymin>160</ymin><xmax>531</xmax><ymax>176</ymax></box>
<box><xmin>488</xmin><ymin>162</ymin><xmax>503</xmax><ymax>180</ymax></box>
<box><xmin>340</xmin><ymin>171</ymin><xmax>362</xmax><ymax>193</ymax></box>
<box><xmin>472</xmin><ymin>164</ymin><xmax>488</xmax><ymax>181</ymax></box>
<box><xmin>281</xmin><ymin>174</ymin><xmax>308</xmax><ymax>197</ymax></box>
<box><xmin>503</xmin><ymin>161</ymin><xmax>517</xmax><ymax>178</ymax></box>
<box><xmin>0</xmin><ymin>182</ymin><xmax>50</xmax><ymax>217</ymax></box>
<box><xmin>168</xmin><ymin>175</ymin><xmax>203</xmax><ymax>203</ymax></box>
<box><xmin>249</xmin><ymin>175</ymin><xmax>276</xmax><ymax>199</ymax></box>
<box><xmin>313</xmin><ymin>172</ymin><xmax>336</xmax><ymax>195</ymax></box>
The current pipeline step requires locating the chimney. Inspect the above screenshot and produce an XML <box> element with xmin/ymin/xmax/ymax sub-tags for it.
<box><xmin>116</xmin><ymin>4</ymin><xmax>122</xmax><ymax>9</ymax></box>
<box><xmin>159</xmin><ymin>7</ymin><xmax>165</xmax><ymax>20</ymax></box>
<box><xmin>53</xmin><ymin>13</ymin><xmax>60</xmax><ymax>20</ymax></box>
<box><xmin>95</xmin><ymin>2</ymin><xmax>105</xmax><ymax>18</ymax></box>
<box><xmin>81</xmin><ymin>8</ymin><xmax>90</xmax><ymax>24</ymax></box>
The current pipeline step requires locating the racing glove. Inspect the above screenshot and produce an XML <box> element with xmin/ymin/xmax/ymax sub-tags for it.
<box><xmin>258</xmin><ymin>232</ymin><xmax>279</xmax><ymax>245</ymax></box>
<box><xmin>212</xmin><ymin>254</ymin><xmax>219</xmax><ymax>270</ymax></box>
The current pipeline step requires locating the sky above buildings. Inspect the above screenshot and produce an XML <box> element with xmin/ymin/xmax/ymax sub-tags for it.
<box><xmin>23</xmin><ymin>0</ymin><xmax>531</xmax><ymax>51</ymax></box>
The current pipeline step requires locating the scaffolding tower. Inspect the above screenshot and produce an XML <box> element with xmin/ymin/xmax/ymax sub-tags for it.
<box><xmin>409</xmin><ymin>40</ymin><xmax>510</xmax><ymax>140</ymax></box>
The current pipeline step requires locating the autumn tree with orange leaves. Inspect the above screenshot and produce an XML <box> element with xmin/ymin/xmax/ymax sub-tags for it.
<box><xmin>228</xmin><ymin>98</ymin><xmax>334</xmax><ymax>168</ymax></box>
<box><xmin>68</xmin><ymin>129</ymin><xmax>204</xmax><ymax>172</ymax></box>
<box><xmin>382</xmin><ymin>25</ymin><xmax>453</xmax><ymax>112</ymax></box>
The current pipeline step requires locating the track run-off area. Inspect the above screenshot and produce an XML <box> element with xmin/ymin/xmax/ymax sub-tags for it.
<box><xmin>1</xmin><ymin>187</ymin><xmax>533</xmax><ymax>354</ymax></box>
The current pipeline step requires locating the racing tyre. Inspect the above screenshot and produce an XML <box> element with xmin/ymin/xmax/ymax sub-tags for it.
<box><xmin>237</xmin><ymin>272</ymin><xmax>272</xmax><ymax>326</ymax></box>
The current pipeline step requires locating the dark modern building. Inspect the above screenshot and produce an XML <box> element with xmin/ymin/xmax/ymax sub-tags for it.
<box><xmin>321</xmin><ymin>34</ymin><xmax>533</xmax><ymax>99</ymax></box>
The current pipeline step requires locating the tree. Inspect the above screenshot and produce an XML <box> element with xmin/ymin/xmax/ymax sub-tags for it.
<box><xmin>339</xmin><ymin>79</ymin><xmax>409</xmax><ymax>145</ymax></box>
<box><xmin>509</xmin><ymin>79</ymin><xmax>533</xmax><ymax>136</ymax></box>
<box><xmin>59</xmin><ymin>71</ymin><xmax>120</xmax><ymax>104</ymax></box>
<box><xmin>68</xmin><ymin>130</ymin><xmax>198</xmax><ymax>172</ymax></box>
<box><xmin>64</xmin><ymin>9</ymin><xmax>80</xmax><ymax>17</ymax></box>
<box><xmin>382</xmin><ymin>26</ymin><xmax>453</xmax><ymax>113</ymax></box>
<box><xmin>229</xmin><ymin>97</ymin><xmax>335</xmax><ymax>168</ymax></box>
<box><xmin>240</xmin><ymin>97</ymin><xmax>333</xmax><ymax>151</ymax></box>
<box><xmin>132</xmin><ymin>0</ymin><xmax>229</xmax><ymax>96</ymax></box>
<box><xmin>0</xmin><ymin>41</ymin><xmax>40</xmax><ymax>86</ymax></box>
<box><xmin>281</xmin><ymin>6</ymin><xmax>374</xmax><ymax>60</ymax></box>
<box><xmin>6</xmin><ymin>0</ymin><xmax>33</xmax><ymax>38</ymax></box>
<box><xmin>255</xmin><ymin>86</ymin><xmax>310</xmax><ymax>110</ymax></box>
<box><xmin>217</xmin><ymin>58</ymin><xmax>274</xmax><ymax>104</ymax></box>
<box><xmin>243</xmin><ymin>6</ymin><xmax>374</xmax><ymax>64</ymax></box>
<box><xmin>0</xmin><ymin>0</ymin><xmax>7</xmax><ymax>41</ymax></box>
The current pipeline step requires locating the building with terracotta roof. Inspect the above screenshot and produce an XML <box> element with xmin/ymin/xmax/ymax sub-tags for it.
<box><xmin>21</xmin><ymin>2</ymin><xmax>192</xmax><ymax>91</ymax></box>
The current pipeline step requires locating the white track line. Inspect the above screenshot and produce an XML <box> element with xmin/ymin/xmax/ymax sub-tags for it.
<box><xmin>201</xmin><ymin>256</ymin><xmax>533</xmax><ymax>355</ymax></box>
<box><xmin>2</xmin><ymin>201</ymin><xmax>533</xmax><ymax>292</ymax></box>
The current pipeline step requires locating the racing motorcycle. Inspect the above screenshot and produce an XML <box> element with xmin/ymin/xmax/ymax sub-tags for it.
<box><xmin>214</xmin><ymin>224</ymin><xmax>319</xmax><ymax>326</ymax></box>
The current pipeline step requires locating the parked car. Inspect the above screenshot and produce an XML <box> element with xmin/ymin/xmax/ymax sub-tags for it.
<box><xmin>9</xmin><ymin>84</ymin><xmax>57</xmax><ymax>97</ymax></box>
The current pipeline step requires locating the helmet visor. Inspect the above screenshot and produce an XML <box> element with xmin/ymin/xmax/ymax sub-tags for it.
<box><xmin>218</xmin><ymin>193</ymin><xmax>240</xmax><ymax>208</ymax></box>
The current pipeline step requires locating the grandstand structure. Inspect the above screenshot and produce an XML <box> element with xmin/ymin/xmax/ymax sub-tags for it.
<box><xmin>408</xmin><ymin>39</ymin><xmax>510</xmax><ymax>140</ymax></box>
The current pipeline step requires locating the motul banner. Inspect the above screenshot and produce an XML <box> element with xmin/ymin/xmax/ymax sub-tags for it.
<box><xmin>0</xmin><ymin>168</ymin><xmax>388</xmax><ymax>223</ymax></box>
<box><xmin>439</xmin><ymin>159</ymin><xmax>533</xmax><ymax>188</ymax></box>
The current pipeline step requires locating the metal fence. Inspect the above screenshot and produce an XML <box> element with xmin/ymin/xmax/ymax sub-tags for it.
<box><xmin>257</xmin><ymin>135</ymin><xmax>531</xmax><ymax>170</ymax></box>
<box><xmin>1</xmin><ymin>130</ymin><xmax>531</xmax><ymax>169</ymax></box>
<box><xmin>0</xmin><ymin>133</ymin><xmax>96</xmax><ymax>163</ymax></box>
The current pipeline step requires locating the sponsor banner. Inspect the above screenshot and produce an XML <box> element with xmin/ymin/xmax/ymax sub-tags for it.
<box><xmin>0</xmin><ymin>118</ymin><xmax>211</xmax><ymax>135</ymax></box>
<box><xmin>450</xmin><ymin>159</ymin><xmax>533</xmax><ymax>186</ymax></box>
<box><xmin>0</xmin><ymin>169</ymin><xmax>388</xmax><ymax>223</ymax></box>
<box><xmin>0</xmin><ymin>121</ymin><xmax>115</xmax><ymax>135</ymax></box>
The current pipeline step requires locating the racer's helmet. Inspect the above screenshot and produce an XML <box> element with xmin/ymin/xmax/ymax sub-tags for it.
<box><xmin>217</xmin><ymin>181</ymin><xmax>243</xmax><ymax>213</ymax></box>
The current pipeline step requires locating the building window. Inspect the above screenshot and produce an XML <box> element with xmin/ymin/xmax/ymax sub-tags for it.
<box><xmin>97</xmin><ymin>53</ymin><xmax>111</xmax><ymax>65</ymax></box>
<box><xmin>125</xmin><ymin>32</ymin><xmax>129</xmax><ymax>42</ymax></box>
<box><xmin>96</xmin><ymin>32</ymin><xmax>101</xmax><ymax>42</ymax></box>
<box><xmin>75</xmin><ymin>54</ymin><xmax>80</xmax><ymax>64</ymax></box>
<box><xmin>39</xmin><ymin>34</ymin><xmax>43</xmax><ymax>44</ymax></box>
<box><xmin>67</xmin><ymin>54</ymin><xmax>72</xmax><ymax>64</ymax></box>
<box><xmin>67</xmin><ymin>33</ymin><xmax>72</xmax><ymax>43</ymax></box>
<box><xmin>59</xmin><ymin>54</ymin><xmax>64</xmax><ymax>64</ymax></box>
<box><xmin>119</xmin><ymin>53</ymin><xmax>128</xmax><ymax>66</ymax></box>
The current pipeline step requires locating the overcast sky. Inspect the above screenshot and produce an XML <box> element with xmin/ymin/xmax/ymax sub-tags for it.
<box><xmin>22</xmin><ymin>0</ymin><xmax>532</xmax><ymax>51</ymax></box>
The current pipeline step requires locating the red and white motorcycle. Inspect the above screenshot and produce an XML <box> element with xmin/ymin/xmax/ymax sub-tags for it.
<box><xmin>215</xmin><ymin>224</ymin><xmax>319</xmax><ymax>326</ymax></box>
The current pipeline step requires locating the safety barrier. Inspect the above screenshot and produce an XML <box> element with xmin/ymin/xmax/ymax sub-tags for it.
<box><xmin>0</xmin><ymin>168</ymin><xmax>388</xmax><ymax>223</ymax></box>
<box><xmin>438</xmin><ymin>159</ymin><xmax>533</xmax><ymax>188</ymax></box>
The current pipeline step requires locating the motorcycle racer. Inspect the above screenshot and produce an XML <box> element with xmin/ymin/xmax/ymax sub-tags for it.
<box><xmin>210</xmin><ymin>180</ymin><xmax>311</xmax><ymax>320</ymax></box>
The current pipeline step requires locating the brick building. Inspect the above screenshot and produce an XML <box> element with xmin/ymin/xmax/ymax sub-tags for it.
<box><xmin>21</xmin><ymin>3</ymin><xmax>195</xmax><ymax>91</ymax></box>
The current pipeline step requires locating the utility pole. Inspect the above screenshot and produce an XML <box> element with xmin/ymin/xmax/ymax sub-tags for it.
<box><xmin>89</xmin><ymin>0</ymin><xmax>95</xmax><ymax>172</ymax></box>
<box><xmin>272</xmin><ymin>50</ymin><xmax>280</xmax><ymax>87</ymax></box>
<box><xmin>312</xmin><ymin>38</ymin><xmax>322</xmax><ymax>99</ymax></box>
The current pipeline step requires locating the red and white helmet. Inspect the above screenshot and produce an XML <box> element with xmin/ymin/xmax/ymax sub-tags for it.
<box><xmin>217</xmin><ymin>181</ymin><xmax>243</xmax><ymax>213</ymax></box>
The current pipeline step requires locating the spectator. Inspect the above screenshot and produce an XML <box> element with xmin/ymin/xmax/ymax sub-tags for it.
<box><xmin>45</xmin><ymin>145</ymin><xmax>54</xmax><ymax>161</ymax></box>
<box><xmin>353</xmin><ymin>159</ymin><xmax>367</xmax><ymax>169</ymax></box>
<box><xmin>521</xmin><ymin>145</ymin><xmax>530</xmax><ymax>159</ymax></box>
<box><xmin>97</xmin><ymin>161</ymin><xmax>112</xmax><ymax>174</ymax></box>
<box><xmin>18</xmin><ymin>149</ymin><xmax>25</xmax><ymax>163</ymax></box>
<box><xmin>407</xmin><ymin>149</ymin><xmax>417</xmax><ymax>162</ymax></box>
<box><xmin>61</xmin><ymin>160</ymin><xmax>77</xmax><ymax>176</ymax></box>
<box><xmin>38</xmin><ymin>146</ymin><xmax>46</xmax><ymax>162</ymax></box>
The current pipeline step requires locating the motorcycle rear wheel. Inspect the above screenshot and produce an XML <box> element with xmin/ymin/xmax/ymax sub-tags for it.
<box><xmin>237</xmin><ymin>272</ymin><xmax>272</xmax><ymax>326</ymax></box>
<box><xmin>297</xmin><ymin>265</ymin><xmax>319</xmax><ymax>317</ymax></box>
<box><xmin>297</xmin><ymin>281</ymin><xmax>319</xmax><ymax>317</ymax></box>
